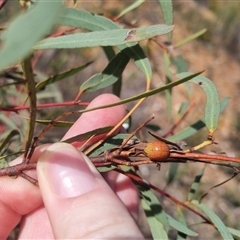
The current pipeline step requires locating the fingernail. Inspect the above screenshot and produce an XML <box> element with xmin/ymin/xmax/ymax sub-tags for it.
<box><xmin>38</xmin><ymin>143</ymin><xmax>96</xmax><ymax>198</ymax></box>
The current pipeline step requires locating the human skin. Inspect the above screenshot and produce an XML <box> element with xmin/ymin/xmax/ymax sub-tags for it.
<box><xmin>0</xmin><ymin>94</ymin><xmax>144</xmax><ymax>239</ymax></box>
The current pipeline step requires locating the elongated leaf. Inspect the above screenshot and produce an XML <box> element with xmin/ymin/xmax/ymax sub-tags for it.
<box><xmin>36</xmin><ymin>62</ymin><xmax>92</xmax><ymax>91</ymax></box>
<box><xmin>167</xmin><ymin>162</ymin><xmax>179</xmax><ymax>185</ymax></box>
<box><xmin>177</xmin><ymin>102</ymin><xmax>189</xmax><ymax>117</ymax></box>
<box><xmin>34</xmin><ymin>24</ymin><xmax>174</xmax><ymax>49</ymax></box>
<box><xmin>172</xmin><ymin>55</ymin><xmax>188</xmax><ymax>73</ymax></box>
<box><xmin>188</xmin><ymin>167</ymin><xmax>205</xmax><ymax>201</ymax></box>
<box><xmin>139</xmin><ymin>185</ymin><xmax>170</xmax><ymax>233</ymax></box>
<box><xmin>167</xmin><ymin>97</ymin><xmax>229</xmax><ymax>142</ymax></box>
<box><xmin>103</xmin><ymin>46</ymin><xmax>116</xmax><ymax>61</ymax></box>
<box><xmin>59</xmin><ymin>8</ymin><xmax>152</xmax><ymax>81</ymax></box>
<box><xmin>176</xmin><ymin>207</ymin><xmax>187</xmax><ymax>240</ymax></box>
<box><xmin>97</xmin><ymin>165</ymin><xmax>117</xmax><ymax>173</ymax></box>
<box><xmin>191</xmin><ymin>200</ymin><xmax>233</xmax><ymax>240</ymax></box>
<box><xmin>167</xmin><ymin>214</ymin><xmax>198</xmax><ymax>237</ymax></box>
<box><xmin>177</xmin><ymin>73</ymin><xmax>221</xmax><ymax>134</ymax></box>
<box><xmin>122</xmin><ymin>44</ymin><xmax>152</xmax><ymax>81</ymax></box>
<box><xmin>175</xmin><ymin>29</ymin><xmax>207</xmax><ymax>48</ymax></box>
<box><xmin>157</xmin><ymin>0</ymin><xmax>173</xmax><ymax>39</ymax></box>
<box><xmin>141</xmin><ymin>198</ymin><xmax>168</xmax><ymax>239</ymax></box>
<box><xmin>59</xmin><ymin>8</ymin><xmax>118</xmax><ymax>31</ymax></box>
<box><xmin>80</xmin><ymin>51</ymin><xmax>130</xmax><ymax>93</ymax></box>
<box><xmin>0</xmin><ymin>114</ymin><xmax>19</xmax><ymax>137</ymax></box>
<box><xmin>0</xmin><ymin>129</ymin><xmax>20</xmax><ymax>153</ymax></box>
<box><xmin>227</xmin><ymin>227</ymin><xmax>240</xmax><ymax>238</ymax></box>
<box><xmin>89</xmin><ymin>133</ymin><xmax>137</xmax><ymax>157</ymax></box>
<box><xmin>35</xmin><ymin>119</ymin><xmax>73</xmax><ymax>127</ymax></box>
<box><xmin>0</xmin><ymin>1</ymin><xmax>62</xmax><ymax>71</ymax></box>
<box><xmin>76</xmin><ymin>72</ymin><xmax>203</xmax><ymax>114</ymax></box>
<box><xmin>62</xmin><ymin>126</ymin><xmax>113</xmax><ymax>144</ymax></box>
<box><xmin>115</xmin><ymin>0</ymin><xmax>145</xmax><ymax>19</ymax></box>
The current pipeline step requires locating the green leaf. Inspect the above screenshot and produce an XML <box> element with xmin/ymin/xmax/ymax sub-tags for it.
<box><xmin>172</xmin><ymin>55</ymin><xmax>188</xmax><ymax>73</ymax></box>
<box><xmin>176</xmin><ymin>207</ymin><xmax>187</xmax><ymax>240</ymax></box>
<box><xmin>59</xmin><ymin>8</ymin><xmax>152</xmax><ymax>81</ymax></box>
<box><xmin>188</xmin><ymin>167</ymin><xmax>205</xmax><ymax>201</ymax></box>
<box><xmin>166</xmin><ymin>214</ymin><xmax>197</xmax><ymax>237</ymax></box>
<box><xmin>62</xmin><ymin>126</ymin><xmax>113</xmax><ymax>144</ymax></box>
<box><xmin>59</xmin><ymin>8</ymin><xmax>118</xmax><ymax>31</ymax></box>
<box><xmin>140</xmin><ymin>198</ymin><xmax>168</xmax><ymax>240</ymax></box>
<box><xmin>139</xmin><ymin>185</ymin><xmax>170</xmax><ymax>233</ymax></box>
<box><xmin>34</xmin><ymin>24</ymin><xmax>174</xmax><ymax>49</ymax></box>
<box><xmin>177</xmin><ymin>102</ymin><xmax>189</xmax><ymax>117</ymax></box>
<box><xmin>35</xmin><ymin>119</ymin><xmax>73</xmax><ymax>127</ymax></box>
<box><xmin>76</xmin><ymin>71</ymin><xmax>203</xmax><ymax>114</ymax></box>
<box><xmin>36</xmin><ymin>62</ymin><xmax>92</xmax><ymax>91</ymax></box>
<box><xmin>177</xmin><ymin>72</ymin><xmax>221</xmax><ymax>134</ymax></box>
<box><xmin>122</xmin><ymin>44</ymin><xmax>152</xmax><ymax>81</ymax></box>
<box><xmin>166</xmin><ymin>162</ymin><xmax>179</xmax><ymax>185</ymax></box>
<box><xmin>227</xmin><ymin>227</ymin><xmax>240</xmax><ymax>238</ymax></box>
<box><xmin>90</xmin><ymin>133</ymin><xmax>137</xmax><ymax>157</ymax></box>
<box><xmin>192</xmin><ymin>200</ymin><xmax>234</xmax><ymax>240</ymax></box>
<box><xmin>80</xmin><ymin>51</ymin><xmax>130</xmax><ymax>93</ymax></box>
<box><xmin>115</xmin><ymin>0</ymin><xmax>145</xmax><ymax>19</ymax></box>
<box><xmin>157</xmin><ymin>0</ymin><xmax>173</xmax><ymax>39</ymax></box>
<box><xmin>97</xmin><ymin>165</ymin><xmax>117</xmax><ymax>173</ymax></box>
<box><xmin>175</xmin><ymin>29</ymin><xmax>207</xmax><ymax>48</ymax></box>
<box><xmin>0</xmin><ymin>129</ymin><xmax>20</xmax><ymax>153</ymax></box>
<box><xmin>0</xmin><ymin>1</ymin><xmax>62</xmax><ymax>71</ymax></box>
<box><xmin>167</xmin><ymin>97</ymin><xmax>229</xmax><ymax>142</ymax></box>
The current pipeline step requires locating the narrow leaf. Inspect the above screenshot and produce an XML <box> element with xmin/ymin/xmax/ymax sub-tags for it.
<box><xmin>34</xmin><ymin>24</ymin><xmax>174</xmax><ymax>49</ymax></box>
<box><xmin>76</xmin><ymin>71</ymin><xmax>203</xmax><ymax>114</ymax></box>
<box><xmin>35</xmin><ymin>119</ymin><xmax>73</xmax><ymax>127</ymax></box>
<box><xmin>167</xmin><ymin>214</ymin><xmax>198</xmax><ymax>237</ymax></box>
<box><xmin>188</xmin><ymin>167</ymin><xmax>205</xmax><ymax>201</ymax></box>
<box><xmin>177</xmin><ymin>72</ymin><xmax>221</xmax><ymax>134</ymax></box>
<box><xmin>90</xmin><ymin>133</ymin><xmax>137</xmax><ymax>158</ymax></box>
<box><xmin>227</xmin><ymin>227</ymin><xmax>240</xmax><ymax>238</ymax></box>
<box><xmin>121</xmin><ymin>44</ymin><xmax>152</xmax><ymax>81</ymax></box>
<box><xmin>59</xmin><ymin>8</ymin><xmax>152</xmax><ymax>81</ymax></box>
<box><xmin>172</xmin><ymin>55</ymin><xmax>188</xmax><ymax>73</ymax></box>
<box><xmin>166</xmin><ymin>162</ymin><xmax>179</xmax><ymax>185</ymax></box>
<box><xmin>168</xmin><ymin>97</ymin><xmax>229</xmax><ymax>142</ymax></box>
<box><xmin>62</xmin><ymin>126</ymin><xmax>113</xmax><ymax>144</ymax></box>
<box><xmin>36</xmin><ymin>62</ymin><xmax>92</xmax><ymax>91</ymax></box>
<box><xmin>115</xmin><ymin>0</ymin><xmax>145</xmax><ymax>19</ymax></box>
<box><xmin>192</xmin><ymin>200</ymin><xmax>234</xmax><ymax>240</ymax></box>
<box><xmin>0</xmin><ymin>129</ymin><xmax>20</xmax><ymax>153</ymax></box>
<box><xmin>175</xmin><ymin>29</ymin><xmax>207</xmax><ymax>48</ymax></box>
<box><xmin>0</xmin><ymin>1</ymin><xmax>62</xmax><ymax>71</ymax></box>
<box><xmin>80</xmin><ymin>51</ymin><xmax>130</xmax><ymax>93</ymax></box>
<box><xmin>139</xmin><ymin>185</ymin><xmax>170</xmax><ymax>233</ymax></box>
<box><xmin>176</xmin><ymin>207</ymin><xmax>187</xmax><ymax>240</ymax></box>
<box><xmin>141</xmin><ymin>198</ymin><xmax>168</xmax><ymax>239</ymax></box>
<box><xmin>157</xmin><ymin>0</ymin><xmax>173</xmax><ymax>39</ymax></box>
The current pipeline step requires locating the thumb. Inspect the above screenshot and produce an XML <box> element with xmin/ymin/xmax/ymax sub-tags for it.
<box><xmin>37</xmin><ymin>142</ymin><xmax>143</xmax><ymax>239</ymax></box>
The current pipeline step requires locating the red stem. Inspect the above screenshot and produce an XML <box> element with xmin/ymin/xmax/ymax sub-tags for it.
<box><xmin>0</xmin><ymin>101</ymin><xmax>89</xmax><ymax>112</ymax></box>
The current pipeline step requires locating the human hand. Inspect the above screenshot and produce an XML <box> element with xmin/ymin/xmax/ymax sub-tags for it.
<box><xmin>0</xmin><ymin>94</ymin><xmax>144</xmax><ymax>239</ymax></box>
